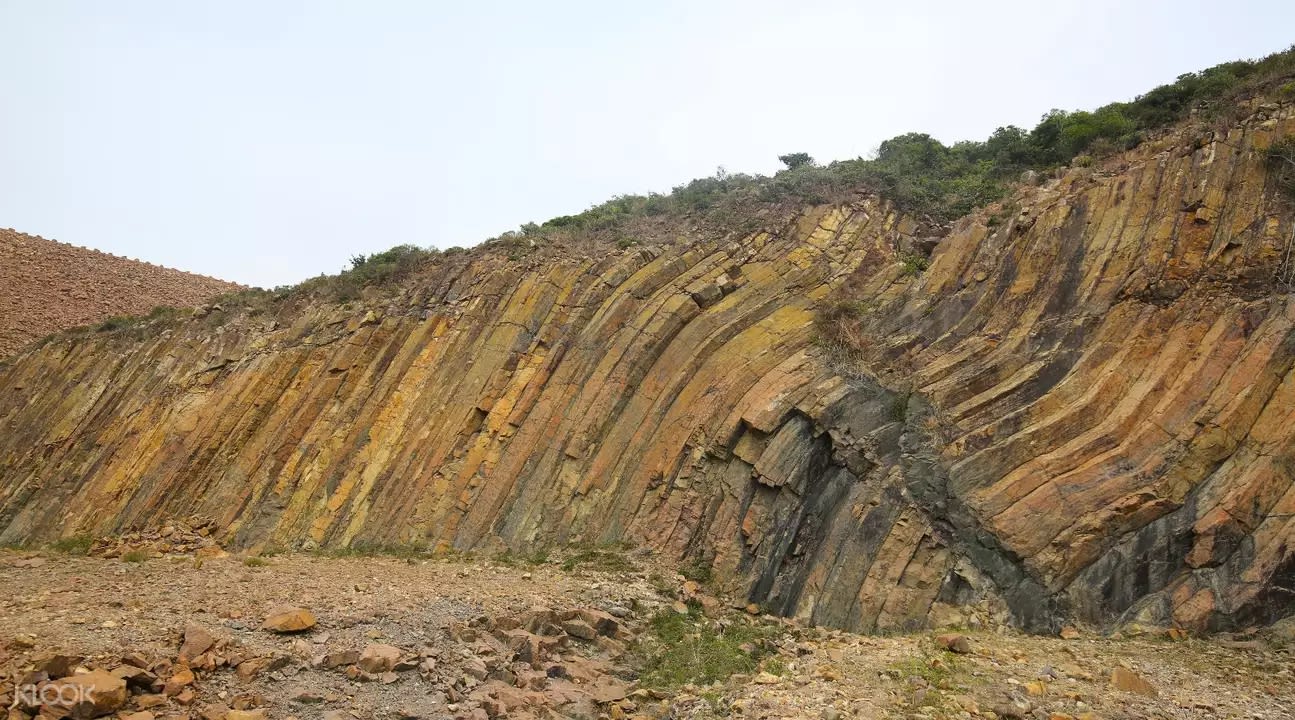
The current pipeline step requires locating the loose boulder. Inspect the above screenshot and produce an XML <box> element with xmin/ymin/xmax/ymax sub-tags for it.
<box><xmin>43</xmin><ymin>670</ymin><xmax>127</xmax><ymax>719</ymax></box>
<box><xmin>936</xmin><ymin>634</ymin><xmax>971</xmax><ymax>654</ymax></box>
<box><xmin>1110</xmin><ymin>667</ymin><xmax>1157</xmax><ymax>696</ymax></box>
<box><xmin>358</xmin><ymin>644</ymin><xmax>402</xmax><ymax>673</ymax></box>
<box><xmin>261</xmin><ymin>607</ymin><xmax>316</xmax><ymax>633</ymax></box>
<box><xmin>179</xmin><ymin>624</ymin><xmax>216</xmax><ymax>662</ymax></box>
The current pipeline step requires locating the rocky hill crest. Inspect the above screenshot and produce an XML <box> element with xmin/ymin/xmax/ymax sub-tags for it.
<box><xmin>0</xmin><ymin>229</ymin><xmax>242</xmax><ymax>357</ymax></box>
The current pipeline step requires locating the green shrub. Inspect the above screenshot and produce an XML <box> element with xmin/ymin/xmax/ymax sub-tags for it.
<box><xmin>78</xmin><ymin>47</ymin><xmax>1295</xmax><ymax>326</ymax></box>
<box><xmin>679</xmin><ymin>559</ymin><xmax>714</xmax><ymax>585</ymax></box>
<box><xmin>95</xmin><ymin>316</ymin><xmax>133</xmax><ymax>332</ymax></box>
<box><xmin>778</xmin><ymin>152</ymin><xmax>815</xmax><ymax>169</ymax></box>
<box><xmin>146</xmin><ymin>305</ymin><xmax>181</xmax><ymax>320</ymax></box>
<box><xmin>559</xmin><ymin>543</ymin><xmax>635</xmax><ymax>573</ymax></box>
<box><xmin>887</xmin><ymin>394</ymin><xmax>909</xmax><ymax>423</ymax></box>
<box><xmin>50</xmin><ymin>535</ymin><xmax>94</xmax><ymax>555</ymax></box>
<box><xmin>1266</xmin><ymin>136</ymin><xmax>1295</xmax><ymax>201</ymax></box>
<box><xmin>636</xmin><ymin>607</ymin><xmax>781</xmax><ymax>690</ymax></box>
<box><xmin>887</xmin><ymin>654</ymin><xmax>961</xmax><ymax>687</ymax></box>
<box><xmin>322</xmin><ymin>541</ymin><xmax>436</xmax><ymax>559</ymax></box>
<box><xmin>649</xmin><ymin>571</ymin><xmax>679</xmax><ymax>598</ymax></box>
<box><xmin>493</xmin><ymin>547</ymin><xmax>550</xmax><ymax>567</ymax></box>
<box><xmin>312</xmin><ymin>244</ymin><xmax>438</xmax><ymax>301</ymax></box>
<box><xmin>899</xmin><ymin>253</ymin><xmax>930</xmax><ymax>276</ymax></box>
<box><xmin>330</xmin><ymin>46</ymin><xmax>1292</xmax><ymax>266</ymax></box>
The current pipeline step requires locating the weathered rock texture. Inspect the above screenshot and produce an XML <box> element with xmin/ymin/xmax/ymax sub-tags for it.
<box><xmin>0</xmin><ymin>229</ymin><xmax>241</xmax><ymax>357</ymax></box>
<box><xmin>2</xmin><ymin>105</ymin><xmax>1294</xmax><ymax>634</ymax></box>
<box><xmin>837</xmin><ymin>102</ymin><xmax>1295</xmax><ymax>632</ymax></box>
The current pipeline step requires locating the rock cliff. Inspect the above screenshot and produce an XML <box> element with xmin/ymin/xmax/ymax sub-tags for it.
<box><xmin>1</xmin><ymin>103</ymin><xmax>1293</xmax><ymax>635</ymax></box>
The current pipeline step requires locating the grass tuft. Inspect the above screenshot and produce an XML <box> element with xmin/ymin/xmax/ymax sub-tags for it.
<box><xmin>49</xmin><ymin>535</ymin><xmax>94</xmax><ymax>556</ymax></box>
<box><xmin>493</xmin><ymin>547</ymin><xmax>551</xmax><ymax>567</ymax></box>
<box><xmin>635</xmin><ymin>607</ymin><xmax>782</xmax><ymax>691</ymax></box>
<box><xmin>559</xmin><ymin>543</ymin><xmax>636</xmax><ymax>573</ymax></box>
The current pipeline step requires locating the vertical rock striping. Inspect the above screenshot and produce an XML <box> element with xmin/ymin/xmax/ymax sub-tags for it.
<box><xmin>2</xmin><ymin>105</ymin><xmax>1295</xmax><ymax>633</ymax></box>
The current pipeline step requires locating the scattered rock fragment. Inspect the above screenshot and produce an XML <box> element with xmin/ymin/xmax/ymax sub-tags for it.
<box><xmin>992</xmin><ymin>700</ymin><xmax>1030</xmax><ymax>719</ymax></box>
<box><xmin>180</xmin><ymin>624</ymin><xmax>217</xmax><ymax>662</ymax></box>
<box><xmin>44</xmin><ymin>670</ymin><xmax>127</xmax><ymax>719</ymax></box>
<box><xmin>572</xmin><ymin>608</ymin><xmax>620</xmax><ymax>637</ymax></box>
<box><xmin>358</xmin><ymin>644</ymin><xmax>402</xmax><ymax>673</ymax></box>
<box><xmin>561</xmin><ymin>619</ymin><xmax>598</xmax><ymax>640</ymax></box>
<box><xmin>164</xmin><ymin>667</ymin><xmax>195</xmax><ymax>696</ymax></box>
<box><xmin>261</xmin><ymin>607</ymin><xmax>316</xmax><ymax>633</ymax></box>
<box><xmin>135</xmin><ymin>694</ymin><xmax>167</xmax><ymax>709</ymax></box>
<box><xmin>321</xmin><ymin>649</ymin><xmax>361</xmax><ymax>669</ymax></box>
<box><xmin>33</xmin><ymin>652</ymin><xmax>82</xmax><ymax>678</ymax></box>
<box><xmin>235</xmin><ymin>657</ymin><xmax>272</xmax><ymax>680</ymax></box>
<box><xmin>111</xmin><ymin>664</ymin><xmax>162</xmax><ymax>693</ymax></box>
<box><xmin>1110</xmin><ymin>667</ymin><xmax>1157</xmax><ymax>696</ymax></box>
<box><xmin>90</xmin><ymin>515</ymin><xmax>223</xmax><ymax>558</ymax></box>
<box><xmin>815</xmin><ymin>664</ymin><xmax>842</xmax><ymax>681</ymax></box>
<box><xmin>936</xmin><ymin>633</ymin><xmax>971</xmax><ymax>654</ymax></box>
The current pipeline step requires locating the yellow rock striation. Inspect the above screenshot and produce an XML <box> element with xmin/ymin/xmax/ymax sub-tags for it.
<box><xmin>846</xmin><ymin>101</ymin><xmax>1295</xmax><ymax>631</ymax></box>
<box><xmin>1</xmin><ymin>102</ymin><xmax>1294</xmax><ymax>633</ymax></box>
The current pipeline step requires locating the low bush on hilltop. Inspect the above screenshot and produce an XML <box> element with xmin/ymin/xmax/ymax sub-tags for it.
<box><xmin>306</xmin><ymin>244</ymin><xmax>440</xmax><ymax>302</ymax></box>
<box><xmin>1266</xmin><ymin>135</ymin><xmax>1295</xmax><ymax>201</ymax></box>
<box><xmin>68</xmin><ymin>47</ymin><xmax>1295</xmax><ymax>340</ymax></box>
<box><xmin>499</xmin><ymin>45</ymin><xmax>1295</xmax><ymax>233</ymax></box>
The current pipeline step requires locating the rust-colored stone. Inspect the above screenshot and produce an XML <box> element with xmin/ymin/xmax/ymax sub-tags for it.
<box><xmin>260</xmin><ymin>608</ymin><xmax>316</xmax><ymax>633</ymax></box>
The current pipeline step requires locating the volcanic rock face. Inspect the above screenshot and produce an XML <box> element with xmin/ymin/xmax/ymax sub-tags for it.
<box><xmin>1</xmin><ymin>105</ymin><xmax>1294</xmax><ymax>634</ymax></box>
<box><xmin>0</xmin><ymin>229</ymin><xmax>242</xmax><ymax>357</ymax></box>
<box><xmin>847</xmin><ymin>104</ymin><xmax>1295</xmax><ymax>631</ymax></box>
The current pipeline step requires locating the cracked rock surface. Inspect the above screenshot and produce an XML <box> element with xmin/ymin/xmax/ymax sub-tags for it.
<box><xmin>1</xmin><ymin>103</ymin><xmax>1295</xmax><ymax>635</ymax></box>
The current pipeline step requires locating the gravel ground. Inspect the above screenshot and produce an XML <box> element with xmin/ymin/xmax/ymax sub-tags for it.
<box><xmin>1</xmin><ymin>550</ymin><xmax>1291</xmax><ymax>720</ymax></box>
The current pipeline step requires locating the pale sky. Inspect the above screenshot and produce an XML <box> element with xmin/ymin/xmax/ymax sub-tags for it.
<box><xmin>1</xmin><ymin>1</ymin><xmax>1291</xmax><ymax>288</ymax></box>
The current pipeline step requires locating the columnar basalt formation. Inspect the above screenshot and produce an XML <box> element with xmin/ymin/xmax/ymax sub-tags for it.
<box><xmin>1</xmin><ymin>105</ymin><xmax>1293</xmax><ymax>634</ymax></box>
<box><xmin>0</xmin><ymin>201</ymin><xmax>956</xmax><ymax>634</ymax></box>
<box><xmin>846</xmin><ymin>103</ymin><xmax>1295</xmax><ymax>631</ymax></box>
<box><xmin>0</xmin><ymin>229</ymin><xmax>242</xmax><ymax>357</ymax></box>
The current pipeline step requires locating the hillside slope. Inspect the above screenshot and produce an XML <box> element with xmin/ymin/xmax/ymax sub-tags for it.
<box><xmin>0</xmin><ymin>102</ymin><xmax>1293</xmax><ymax>635</ymax></box>
<box><xmin>0</xmin><ymin>229</ymin><xmax>241</xmax><ymax>356</ymax></box>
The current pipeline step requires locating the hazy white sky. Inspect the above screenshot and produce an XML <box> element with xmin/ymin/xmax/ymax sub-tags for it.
<box><xmin>1</xmin><ymin>1</ymin><xmax>1291</xmax><ymax>287</ymax></box>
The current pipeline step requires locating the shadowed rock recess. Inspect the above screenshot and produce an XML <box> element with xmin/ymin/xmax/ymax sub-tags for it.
<box><xmin>2</xmin><ymin>105</ymin><xmax>1295</xmax><ymax>636</ymax></box>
